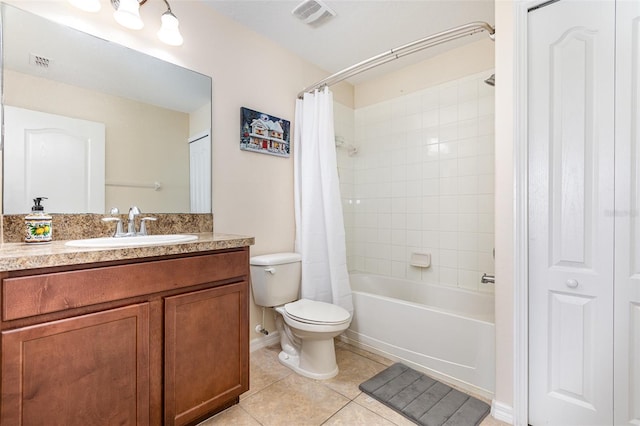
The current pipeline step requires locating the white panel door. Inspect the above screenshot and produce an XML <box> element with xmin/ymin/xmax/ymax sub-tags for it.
<box><xmin>3</xmin><ymin>106</ymin><xmax>105</xmax><ymax>214</ymax></box>
<box><xmin>528</xmin><ymin>1</ymin><xmax>615</xmax><ymax>424</ymax></box>
<box><xmin>189</xmin><ymin>132</ymin><xmax>211</xmax><ymax>214</ymax></box>
<box><xmin>615</xmin><ymin>1</ymin><xmax>640</xmax><ymax>424</ymax></box>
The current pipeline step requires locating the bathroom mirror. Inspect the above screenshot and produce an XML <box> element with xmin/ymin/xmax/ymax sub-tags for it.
<box><xmin>1</xmin><ymin>4</ymin><xmax>212</xmax><ymax>214</ymax></box>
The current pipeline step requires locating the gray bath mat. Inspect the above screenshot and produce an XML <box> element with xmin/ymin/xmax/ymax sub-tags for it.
<box><xmin>359</xmin><ymin>363</ymin><xmax>490</xmax><ymax>426</ymax></box>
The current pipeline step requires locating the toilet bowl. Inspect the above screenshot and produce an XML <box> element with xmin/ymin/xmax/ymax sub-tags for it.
<box><xmin>249</xmin><ymin>253</ymin><xmax>352</xmax><ymax>380</ymax></box>
<box><xmin>274</xmin><ymin>299</ymin><xmax>351</xmax><ymax>379</ymax></box>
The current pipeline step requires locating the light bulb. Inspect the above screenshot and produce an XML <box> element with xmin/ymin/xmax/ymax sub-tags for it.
<box><xmin>113</xmin><ymin>0</ymin><xmax>143</xmax><ymax>30</ymax></box>
<box><xmin>69</xmin><ymin>0</ymin><xmax>101</xmax><ymax>13</ymax></box>
<box><xmin>157</xmin><ymin>11</ymin><xmax>183</xmax><ymax>46</ymax></box>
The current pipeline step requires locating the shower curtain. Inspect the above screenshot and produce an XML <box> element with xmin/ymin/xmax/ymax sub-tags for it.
<box><xmin>294</xmin><ymin>88</ymin><xmax>353</xmax><ymax>315</ymax></box>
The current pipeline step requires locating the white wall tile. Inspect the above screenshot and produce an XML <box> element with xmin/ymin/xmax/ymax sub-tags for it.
<box><xmin>458</xmin><ymin>79</ymin><xmax>478</xmax><ymax>103</ymax></box>
<box><xmin>440</xmin><ymin>231</ymin><xmax>458</xmax><ymax>250</ymax></box>
<box><xmin>422</xmin><ymin>230</ymin><xmax>439</xmax><ymax>248</ymax></box>
<box><xmin>342</xmin><ymin>70</ymin><xmax>495</xmax><ymax>289</ymax></box>
<box><xmin>439</xmin><ymin>214</ymin><xmax>458</xmax><ymax>232</ymax></box>
<box><xmin>439</xmin><ymin>84</ymin><xmax>458</xmax><ymax>106</ymax></box>
<box><xmin>422</xmin><ymin>89</ymin><xmax>439</xmax><ymax>110</ymax></box>
<box><xmin>439</xmin><ymin>196</ymin><xmax>458</xmax><ymax>213</ymax></box>
<box><xmin>422</xmin><ymin>109</ymin><xmax>439</xmax><ymax>127</ymax></box>
<box><xmin>440</xmin><ymin>267</ymin><xmax>458</xmax><ymax>287</ymax></box>
<box><xmin>440</xmin><ymin>105</ymin><xmax>458</xmax><ymax>125</ymax></box>
<box><xmin>458</xmin><ymin>213</ymin><xmax>479</xmax><ymax>233</ymax></box>
<box><xmin>458</xmin><ymin>232</ymin><xmax>478</xmax><ymax>251</ymax></box>
<box><xmin>439</xmin><ymin>124</ymin><xmax>458</xmax><ymax>143</ymax></box>
<box><xmin>406</xmin><ymin>230</ymin><xmax>422</xmax><ymax>246</ymax></box>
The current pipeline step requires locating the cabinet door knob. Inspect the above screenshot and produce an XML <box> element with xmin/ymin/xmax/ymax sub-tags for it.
<box><xmin>566</xmin><ymin>279</ymin><xmax>579</xmax><ymax>288</ymax></box>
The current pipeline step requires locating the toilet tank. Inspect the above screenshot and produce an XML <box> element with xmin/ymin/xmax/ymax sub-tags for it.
<box><xmin>250</xmin><ymin>252</ymin><xmax>302</xmax><ymax>307</ymax></box>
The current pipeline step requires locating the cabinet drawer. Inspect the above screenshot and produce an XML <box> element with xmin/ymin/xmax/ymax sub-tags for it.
<box><xmin>3</xmin><ymin>250</ymin><xmax>248</xmax><ymax>321</ymax></box>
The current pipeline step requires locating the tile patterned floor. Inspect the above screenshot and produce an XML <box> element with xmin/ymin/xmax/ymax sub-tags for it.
<box><xmin>199</xmin><ymin>341</ymin><xmax>509</xmax><ymax>426</ymax></box>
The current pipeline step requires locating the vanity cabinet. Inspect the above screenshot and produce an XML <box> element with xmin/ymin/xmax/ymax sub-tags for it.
<box><xmin>1</xmin><ymin>303</ymin><xmax>150</xmax><ymax>425</ymax></box>
<box><xmin>0</xmin><ymin>247</ymin><xmax>250</xmax><ymax>426</ymax></box>
<box><xmin>165</xmin><ymin>282</ymin><xmax>248</xmax><ymax>425</ymax></box>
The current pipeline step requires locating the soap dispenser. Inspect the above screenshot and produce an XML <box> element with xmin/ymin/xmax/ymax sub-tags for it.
<box><xmin>25</xmin><ymin>197</ymin><xmax>52</xmax><ymax>243</ymax></box>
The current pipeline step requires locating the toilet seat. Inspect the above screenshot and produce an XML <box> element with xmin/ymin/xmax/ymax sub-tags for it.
<box><xmin>283</xmin><ymin>299</ymin><xmax>351</xmax><ymax>326</ymax></box>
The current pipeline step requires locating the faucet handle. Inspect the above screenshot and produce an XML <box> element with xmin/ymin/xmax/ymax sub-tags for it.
<box><xmin>102</xmin><ymin>217</ymin><xmax>124</xmax><ymax>237</ymax></box>
<box><xmin>139</xmin><ymin>217</ymin><xmax>157</xmax><ymax>236</ymax></box>
<box><xmin>109</xmin><ymin>207</ymin><xmax>119</xmax><ymax>215</ymax></box>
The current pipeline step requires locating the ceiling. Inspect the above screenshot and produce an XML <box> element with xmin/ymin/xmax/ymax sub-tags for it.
<box><xmin>202</xmin><ymin>0</ymin><xmax>495</xmax><ymax>85</ymax></box>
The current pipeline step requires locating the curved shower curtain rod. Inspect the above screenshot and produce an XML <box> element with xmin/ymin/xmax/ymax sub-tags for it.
<box><xmin>297</xmin><ymin>21</ymin><xmax>495</xmax><ymax>98</ymax></box>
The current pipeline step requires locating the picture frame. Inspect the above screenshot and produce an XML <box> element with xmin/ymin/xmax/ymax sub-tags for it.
<box><xmin>240</xmin><ymin>107</ymin><xmax>291</xmax><ymax>158</ymax></box>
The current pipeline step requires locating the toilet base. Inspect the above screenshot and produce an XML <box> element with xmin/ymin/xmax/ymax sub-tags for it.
<box><xmin>278</xmin><ymin>350</ymin><xmax>339</xmax><ymax>380</ymax></box>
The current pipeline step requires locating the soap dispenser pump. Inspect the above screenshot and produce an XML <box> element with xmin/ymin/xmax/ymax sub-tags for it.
<box><xmin>25</xmin><ymin>197</ymin><xmax>52</xmax><ymax>243</ymax></box>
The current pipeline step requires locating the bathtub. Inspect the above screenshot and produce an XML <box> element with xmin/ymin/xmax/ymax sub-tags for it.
<box><xmin>342</xmin><ymin>273</ymin><xmax>495</xmax><ymax>398</ymax></box>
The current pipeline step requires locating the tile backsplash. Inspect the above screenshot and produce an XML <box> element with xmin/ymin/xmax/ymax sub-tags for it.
<box><xmin>2</xmin><ymin>213</ymin><xmax>214</xmax><ymax>243</ymax></box>
<box><xmin>336</xmin><ymin>70</ymin><xmax>495</xmax><ymax>293</ymax></box>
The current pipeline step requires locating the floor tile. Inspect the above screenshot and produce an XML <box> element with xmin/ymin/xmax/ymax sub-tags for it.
<box><xmin>352</xmin><ymin>393</ymin><xmax>417</xmax><ymax>426</ymax></box>
<box><xmin>479</xmin><ymin>413</ymin><xmax>510</xmax><ymax>426</ymax></box>
<box><xmin>323</xmin><ymin>346</ymin><xmax>388</xmax><ymax>399</ymax></box>
<box><xmin>202</xmin><ymin>343</ymin><xmax>507</xmax><ymax>426</ymax></box>
<box><xmin>197</xmin><ymin>405</ymin><xmax>260</xmax><ymax>425</ymax></box>
<box><xmin>336</xmin><ymin>340</ymin><xmax>395</xmax><ymax>367</ymax></box>
<box><xmin>242</xmin><ymin>344</ymin><xmax>291</xmax><ymax>400</ymax></box>
<box><xmin>322</xmin><ymin>401</ymin><xmax>396</xmax><ymax>425</ymax></box>
<box><xmin>240</xmin><ymin>372</ymin><xmax>350</xmax><ymax>426</ymax></box>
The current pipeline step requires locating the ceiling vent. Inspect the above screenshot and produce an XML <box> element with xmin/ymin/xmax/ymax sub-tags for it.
<box><xmin>29</xmin><ymin>53</ymin><xmax>52</xmax><ymax>70</ymax></box>
<box><xmin>292</xmin><ymin>0</ymin><xmax>336</xmax><ymax>26</ymax></box>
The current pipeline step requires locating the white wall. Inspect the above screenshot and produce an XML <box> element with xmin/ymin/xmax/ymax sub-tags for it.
<box><xmin>4</xmin><ymin>0</ymin><xmax>354</xmax><ymax>339</ymax></box>
<box><xmin>494</xmin><ymin>0</ymin><xmax>515</xmax><ymax>418</ymax></box>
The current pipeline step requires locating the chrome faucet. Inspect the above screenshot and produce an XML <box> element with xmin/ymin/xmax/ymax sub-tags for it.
<box><xmin>128</xmin><ymin>206</ymin><xmax>141</xmax><ymax>235</ymax></box>
<box><xmin>103</xmin><ymin>206</ymin><xmax>157</xmax><ymax>237</ymax></box>
<box><xmin>481</xmin><ymin>273</ymin><xmax>495</xmax><ymax>284</ymax></box>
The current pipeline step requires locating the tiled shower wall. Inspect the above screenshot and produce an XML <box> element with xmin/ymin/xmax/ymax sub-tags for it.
<box><xmin>335</xmin><ymin>70</ymin><xmax>495</xmax><ymax>293</ymax></box>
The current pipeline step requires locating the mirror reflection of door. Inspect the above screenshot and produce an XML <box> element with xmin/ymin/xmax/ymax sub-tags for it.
<box><xmin>3</xmin><ymin>105</ymin><xmax>105</xmax><ymax>214</ymax></box>
<box><xmin>189</xmin><ymin>131</ymin><xmax>211</xmax><ymax>214</ymax></box>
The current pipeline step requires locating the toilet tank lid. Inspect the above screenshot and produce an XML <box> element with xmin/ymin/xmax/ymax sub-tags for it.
<box><xmin>250</xmin><ymin>252</ymin><xmax>301</xmax><ymax>266</ymax></box>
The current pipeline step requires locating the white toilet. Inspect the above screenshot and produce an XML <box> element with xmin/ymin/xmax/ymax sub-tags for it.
<box><xmin>250</xmin><ymin>252</ymin><xmax>352</xmax><ymax>380</ymax></box>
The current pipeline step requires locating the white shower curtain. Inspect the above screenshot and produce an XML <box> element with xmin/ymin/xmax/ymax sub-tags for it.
<box><xmin>294</xmin><ymin>88</ymin><xmax>353</xmax><ymax>315</ymax></box>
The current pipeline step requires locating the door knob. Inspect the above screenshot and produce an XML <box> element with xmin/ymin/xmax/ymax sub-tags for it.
<box><xmin>565</xmin><ymin>279</ymin><xmax>579</xmax><ymax>288</ymax></box>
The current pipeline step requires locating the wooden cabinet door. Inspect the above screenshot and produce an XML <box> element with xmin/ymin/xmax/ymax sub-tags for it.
<box><xmin>1</xmin><ymin>303</ymin><xmax>150</xmax><ymax>426</ymax></box>
<box><xmin>164</xmin><ymin>281</ymin><xmax>249</xmax><ymax>426</ymax></box>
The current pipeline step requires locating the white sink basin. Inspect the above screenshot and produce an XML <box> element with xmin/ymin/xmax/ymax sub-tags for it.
<box><xmin>65</xmin><ymin>234</ymin><xmax>198</xmax><ymax>248</ymax></box>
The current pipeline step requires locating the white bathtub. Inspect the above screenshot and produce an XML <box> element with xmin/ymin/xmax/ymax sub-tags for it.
<box><xmin>342</xmin><ymin>273</ymin><xmax>495</xmax><ymax>398</ymax></box>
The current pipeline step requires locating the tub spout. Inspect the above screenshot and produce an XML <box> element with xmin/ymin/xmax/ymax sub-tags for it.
<box><xmin>481</xmin><ymin>273</ymin><xmax>495</xmax><ymax>284</ymax></box>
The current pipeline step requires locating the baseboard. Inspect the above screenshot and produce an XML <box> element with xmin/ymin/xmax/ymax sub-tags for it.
<box><xmin>250</xmin><ymin>331</ymin><xmax>280</xmax><ymax>352</ymax></box>
<box><xmin>491</xmin><ymin>400</ymin><xmax>514</xmax><ymax>425</ymax></box>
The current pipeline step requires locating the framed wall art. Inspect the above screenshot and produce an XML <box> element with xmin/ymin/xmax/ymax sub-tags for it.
<box><xmin>240</xmin><ymin>107</ymin><xmax>291</xmax><ymax>158</ymax></box>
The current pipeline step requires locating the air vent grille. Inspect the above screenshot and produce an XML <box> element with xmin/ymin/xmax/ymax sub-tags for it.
<box><xmin>29</xmin><ymin>54</ymin><xmax>52</xmax><ymax>69</ymax></box>
<box><xmin>292</xmin><ymin>0</ymin><xmax>336</xmax><ymax>26</ymax></box>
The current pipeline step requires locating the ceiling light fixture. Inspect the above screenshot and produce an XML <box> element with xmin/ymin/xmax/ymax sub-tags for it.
<box><xmin>157</xmin><ymin>7</ymin><xmax>183</xmax><ymax>46</ymax></box>
<box><xmin>112</xmin><ymin>0</ymin><xmax>144</xmax><ymax>30</ymax></box>
<box><xmin>69</xmin><ymin>0</ymin><xmax>184</xmax><ymax>46</ymax></box>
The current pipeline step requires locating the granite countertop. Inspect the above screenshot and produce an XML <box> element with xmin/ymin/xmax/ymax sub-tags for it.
<box><xmin>0</xmin><ymin>233</ymin><xmax>255</xmax><ymax>272</ymax></box>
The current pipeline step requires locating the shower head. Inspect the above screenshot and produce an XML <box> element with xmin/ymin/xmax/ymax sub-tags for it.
<box><xmin>484</xmin><ymin>74</ymin><xmax>495</xmax><ymax>86</ymax></box>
